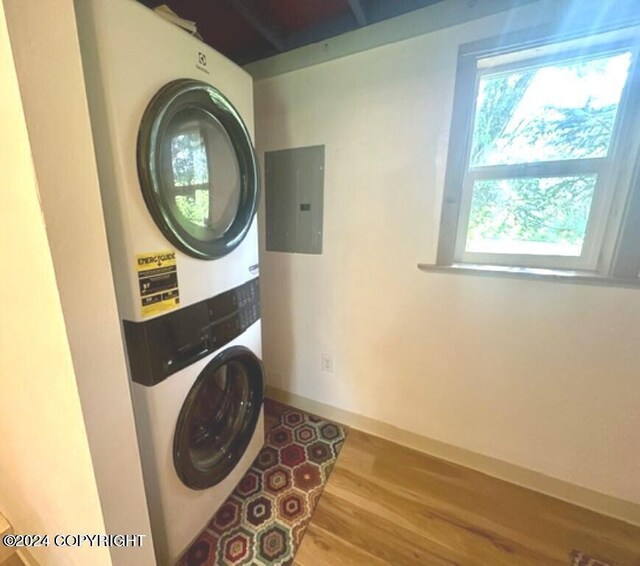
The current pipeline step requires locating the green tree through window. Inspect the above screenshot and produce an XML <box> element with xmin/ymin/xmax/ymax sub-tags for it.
<box><xmin>464</xmin><ymin>51</ymin><xmax>631</xmax><ymax>258</ymax></box>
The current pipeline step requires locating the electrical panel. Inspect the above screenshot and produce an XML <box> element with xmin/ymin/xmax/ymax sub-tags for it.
<box><xmin>265</xmin><ymin>145</ymin><xmax>324</xmax><ymax>254</ymax></box>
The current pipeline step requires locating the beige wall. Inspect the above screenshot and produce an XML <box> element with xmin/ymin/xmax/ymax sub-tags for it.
<box><xmin>254</xmin><ymin>0</ymin><xmax>640</xmax><ymax>510</ymax></box>
<box><xmin>0</xmin><ymin>5</ymin><xmax>111</xmax><ymax>565</ymax></box>
<box><xmin>3</xmin><ymin>0</ymin><xmax>156</xmax><ymax>564</ymax></box>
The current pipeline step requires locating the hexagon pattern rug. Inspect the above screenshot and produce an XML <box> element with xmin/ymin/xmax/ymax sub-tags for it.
<box><xmin>178</xmin><ymin>408</ymin><xmax>347</xmax><ymax>565</ymax></box>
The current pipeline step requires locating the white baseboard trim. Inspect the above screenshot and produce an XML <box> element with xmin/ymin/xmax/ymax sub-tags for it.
<box><xmin>16</xmin><ymin>548</ymin><xmax>39</xmax><ymax>566</ymax></box>
<box><xmin>0</xmin><ymin>510</ymin><xmax>14</xmax><ymax>564</ymax></box>
<box><xmin>0</xmin><ymin>512</ymin><xmax>37</xmax><ymax>565</ymax></box>
<box><xmin>266</xmin><ymin>386</ymin><xmax>640</xmax><ymax>527</ymax></box>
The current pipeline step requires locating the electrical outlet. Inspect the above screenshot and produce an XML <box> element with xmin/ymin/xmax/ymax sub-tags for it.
<box><xmin>321</xmin><ymin>353</ymin><xmax>334</xmax><ymax>373</ymax></box>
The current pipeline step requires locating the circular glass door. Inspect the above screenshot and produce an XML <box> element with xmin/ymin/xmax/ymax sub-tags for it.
<box><xmin>137</xmin><ymin>79</ymin><xmax>259</xmax><ymax>259</ymax></box>
<box><xmin>173</xmin><ymin>346</ymin><xmax>263</xmax><ymax>490</ymax></box>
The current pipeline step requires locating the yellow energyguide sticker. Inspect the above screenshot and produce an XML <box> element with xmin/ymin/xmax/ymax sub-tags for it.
<box><xmin>136</xmin><ymin>250</ymin><xmax>180</xmax><ymax>317</ymax></box>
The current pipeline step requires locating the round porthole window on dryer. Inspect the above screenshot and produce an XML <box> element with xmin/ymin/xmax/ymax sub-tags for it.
<box><xmin>137</xmin><ymin>79</ymin><xmax>260</xmax><ymax>260</ymax></box>
<box><xmin>173</xmin><ymin>346</ymin><xmax>264</xmax><ymax>490</ymax></box>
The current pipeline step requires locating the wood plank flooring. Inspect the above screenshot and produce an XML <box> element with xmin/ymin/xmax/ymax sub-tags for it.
<box><xmin>264</xmin><ymin>399</ymin><xmax>640</xmax><ymax>566</ymax></box>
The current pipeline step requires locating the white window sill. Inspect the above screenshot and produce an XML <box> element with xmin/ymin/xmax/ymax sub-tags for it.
<box><xmin>417</xmin><ymin>263</ymin><xmax>640</xmax><ymax>289</ymax></box>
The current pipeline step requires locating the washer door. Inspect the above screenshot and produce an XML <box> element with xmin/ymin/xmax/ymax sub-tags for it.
<box><xmin>137</xmin><ymin>79</ymin><xmax>259</xmax><ymax>259</ymax></box>
<box><xmin>173</xmin><ymin>346</ymin><xmax>264</xmax><ymax>490</ymax></box>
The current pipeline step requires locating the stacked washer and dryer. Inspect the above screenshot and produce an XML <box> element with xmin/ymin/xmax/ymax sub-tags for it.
<box><xmin>75</xmin><ymin>0</ymin><xmax>265</xmax><ymax>563</ymax></box>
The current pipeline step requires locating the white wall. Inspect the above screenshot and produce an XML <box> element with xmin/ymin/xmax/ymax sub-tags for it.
<box><xmin>2</xmin><ymin>1</ymin><xmax>156</xmax><ymax>564</ymax></box>
<box><xmin>254</xmin><ymin>0</ymin><xmax>640</xmax><ymax>508</ymax></box>
<box><xmin>0</xmin><ymin>5</ymin><xmax>111</xmax><ymax>565</ymax></box>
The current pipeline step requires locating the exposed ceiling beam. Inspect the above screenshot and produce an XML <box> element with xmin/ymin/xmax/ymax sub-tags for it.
<box><xmin>367</xmin><ymin>0</ymin><xmax>443</xmax><ymax>23</ymax></box>
<box><xmin>227</xmin><ymin>0</ymin><xmax>286</xmax><ymax>52</ymax></box>
<box><xmin>286</xmin><ymin>11</ymin><xmax>356</xmax><ymax>52</ymax></box>
<box><xmin>285</xmin><ymin>0</ymin><xmax>446</xmax><ymax>55</ymax></box>
<box><xmin>232</xmin><ymin>44</ymin><xmax>280</xmax><ymax>66</ymax></box>
<box><xmin>346</xmin><ymin>0</ymin><xmax>368</xmax><ymax>26</ymax></box>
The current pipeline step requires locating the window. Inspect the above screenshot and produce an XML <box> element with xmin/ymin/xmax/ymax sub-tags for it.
<box><xmin>435</xmin><ymin>24</ymin><xmax>640</xmax><ymax>284</ymax></box>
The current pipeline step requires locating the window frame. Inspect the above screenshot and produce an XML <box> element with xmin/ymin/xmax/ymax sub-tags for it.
<box><xmin>435</xmin><ymin>20</ymin><xmax>640</xmax><ymax>284</ymax></box>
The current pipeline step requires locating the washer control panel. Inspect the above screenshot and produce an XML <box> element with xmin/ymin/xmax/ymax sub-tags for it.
<box><xmin>124</xmin><ymin>277</ymin><xmax>261</xmax><ymax>386</ymax></box>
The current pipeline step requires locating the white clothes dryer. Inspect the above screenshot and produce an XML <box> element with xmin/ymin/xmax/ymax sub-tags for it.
<box><xmin>77</xmin><ymin>0</ymin><xmax>260</xmax><ymax>322</ymax></box>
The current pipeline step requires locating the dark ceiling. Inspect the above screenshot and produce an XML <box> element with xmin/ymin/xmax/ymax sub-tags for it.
<box><xmin>138</xmin><ymin>0</ymin><xmax>446</xmax><ymax>65</ymax></box>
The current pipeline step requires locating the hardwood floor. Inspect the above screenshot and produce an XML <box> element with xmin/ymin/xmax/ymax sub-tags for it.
<box><xmin>264</xmin><ymin>399</ymin><xmax>640</xmax><ymax>566</ymax></box>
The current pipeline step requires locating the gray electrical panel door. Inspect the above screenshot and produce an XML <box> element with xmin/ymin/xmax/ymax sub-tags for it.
<box><xmin>265</xmin><ymin>145</ymin><xmax>324</xmax><ymax>254</ymax></box>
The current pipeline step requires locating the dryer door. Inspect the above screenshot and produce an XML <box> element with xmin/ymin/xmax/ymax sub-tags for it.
<box><xmin>138</xmin><ymin>79</ymin><xmax>259</xmax><ymax>259</ymax></box>
<box><xmin>173</xmin><ymin>346</ymin><xmax>264</xmax><ymax>490</ymax></box>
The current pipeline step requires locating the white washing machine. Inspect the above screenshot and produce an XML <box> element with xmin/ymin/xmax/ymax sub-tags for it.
<box><xmin>75</xmin><ymin>0</ymin><xmax>265</xmax><ymax>563</ymax></box>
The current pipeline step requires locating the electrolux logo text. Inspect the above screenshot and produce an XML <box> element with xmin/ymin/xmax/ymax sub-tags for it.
<box><xmin>197</xmin><ymin>51</ymin><xmax>209</xmax><ymax>74</ymax></box>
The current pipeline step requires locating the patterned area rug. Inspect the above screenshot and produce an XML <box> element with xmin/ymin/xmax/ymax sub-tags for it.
<box><xmin>178</xmin><ymin>408</ymin><xmax>347</xmax><ymax>565</ymax></box>
<box><xmin>571</xmin><ymin>550</ymin><xmax>613</xmax><ymax>566</ymax></box>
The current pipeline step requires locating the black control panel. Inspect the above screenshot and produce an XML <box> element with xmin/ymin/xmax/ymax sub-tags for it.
<box><xmin>124</xmin><ymin>278</ymin><xmax>260</xmax><ymax>386</ymax></box>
